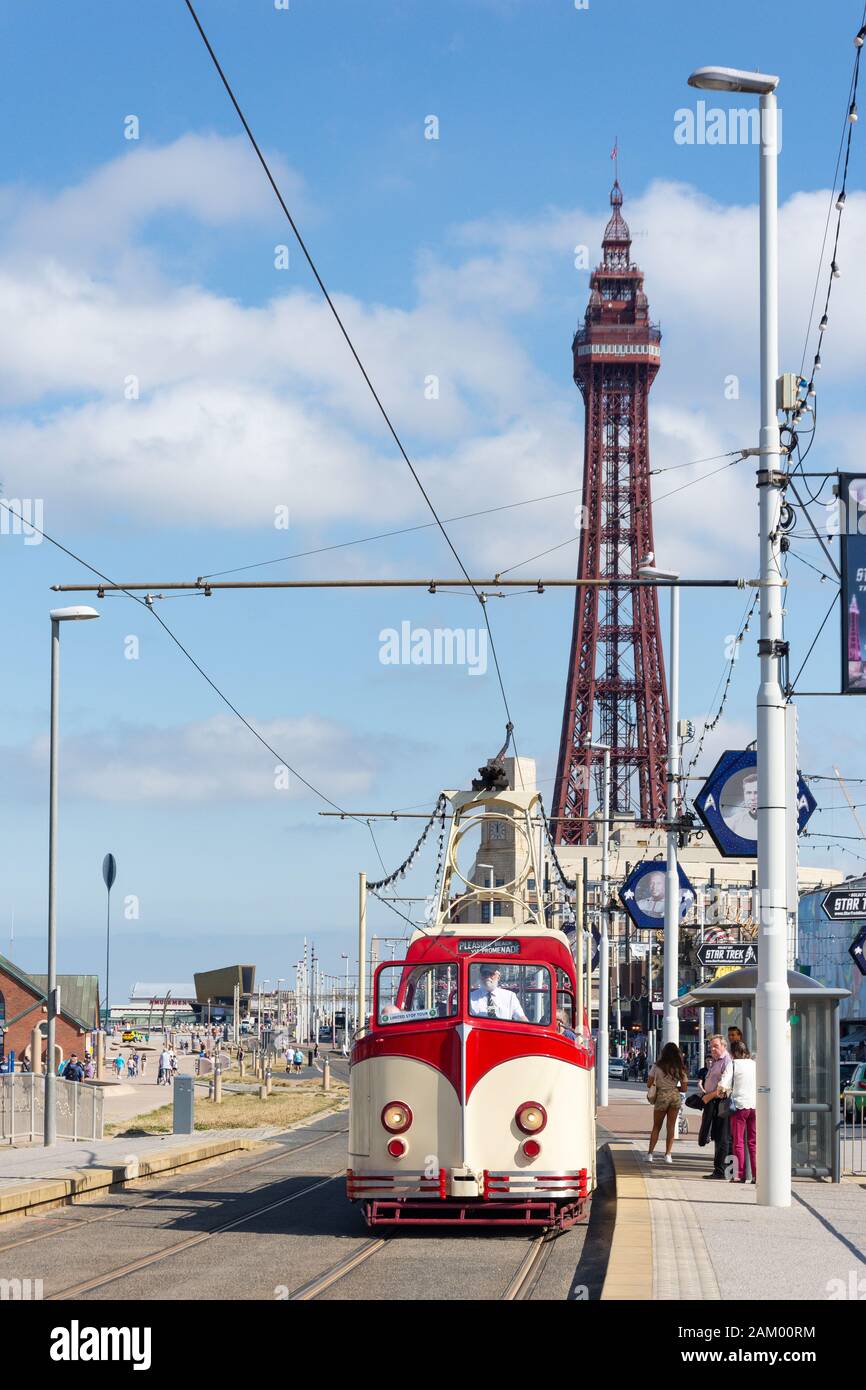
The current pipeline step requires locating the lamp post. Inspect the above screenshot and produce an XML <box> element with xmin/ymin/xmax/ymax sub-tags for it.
<box><xmin>46</xmin><ymin>606</ymin><xmax>100</xmax><ymax>1146</ymax></box>
<box><xmin>584</xmin><ymin>742</ymin><xmax>611</xmax><ymax>1106</ymax></box>
<box><xmin>639</xmin><ymin>559</ymin><xmax>680</xmax><ymax>1050</ymax></box>
<box><xmin>688</xmin><ymin>64</ymin><xmax>789</xmax><ymax>1207</ymax></box>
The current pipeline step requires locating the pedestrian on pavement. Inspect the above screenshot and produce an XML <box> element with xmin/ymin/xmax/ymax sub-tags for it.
<box><xmin>727</xmin><ymin>1025</ymin><xmax>744</xmax><ymax>1053</ymax></box>
<box><xmin>645</xmin><ymin>1042</ymin><xmax>689</xmax><ymax>1164</ymax></box>
<box><xmin>699</xmin><ymin>1034</ymin><xmax>732</xmax><ymax>1180</ymax></box>
<box><xmin>140</xmin><ymin>1052</ymin><xmax>147</xmax><ymax>1077</ymax></box>
<box><xmin>721</xmin><ymin>1039</ymin><xmax>757</xmax><ymax>1183</ymax></box>
<box><xmin>284</xmin><ymin>1047</ymin><xmax>293</xmax><ymax>1074</ymax></box>
<box><xmin>158</xmin><ymin>1046</ymin><xmax>172</xmax><ymax>1085</ymax></box>
<box><xmin>127</xmin><ymin>1052</ymin><xmax>137</xmax><ymax>1079</ymax></box>
<box><xmin>113</xmin><ymin>1053</ymin><xmax>125</xmax><ymax>1079</ymax></box>
<box><xmin>83</xmin><ymin>1052</ymin><xmax>94</xmax><ymax>1079</ymax></box>
<box><xmin>62</xmin><ymin>1053</ymin><xmax>85</xmax><ymax>1083</ymax></box>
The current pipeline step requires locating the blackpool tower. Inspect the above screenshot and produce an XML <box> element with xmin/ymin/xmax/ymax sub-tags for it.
<box><xmin>552</xmin><ymin>179</ymin><xmax>669</xmax><ymax>844</ymax></box>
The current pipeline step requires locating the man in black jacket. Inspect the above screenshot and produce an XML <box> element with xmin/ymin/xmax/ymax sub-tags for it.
<box><xmin>61</xmin><ymin>1053</ymin><xmax>85</xmax><ymax>1083</ymax></box>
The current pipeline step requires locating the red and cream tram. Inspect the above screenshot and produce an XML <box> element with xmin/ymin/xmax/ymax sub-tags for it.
<box><xmin>347</xmin><ymin>785</ymin><xmax>595</xmax><ymax>1228</ymax></box>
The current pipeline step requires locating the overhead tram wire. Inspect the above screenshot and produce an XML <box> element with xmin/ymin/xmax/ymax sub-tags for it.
<box><xmin>199</xmin><ymin>453</ymin><xmax>743</xmax><ymax>581</ymax></box>
<box><xmin>180</xmin><ymin>0</ymin><xmax>522</xmax><ymax>782</ymax></box>
<box><xmin>0</xmin><ymin>501</ymin><xmax>362</xmax><ymax>823</ymax></box>
<box><xmin>494</xmin><ymin>451</ymin><xmax>749</xmax><ymax>578</ymax></box>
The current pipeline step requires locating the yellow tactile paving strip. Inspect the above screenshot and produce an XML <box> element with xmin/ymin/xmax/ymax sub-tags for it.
<box><xmin>602</xmin><ymin>1142</ymin><xmax>722</xmax><ymax>1300</ymax></box>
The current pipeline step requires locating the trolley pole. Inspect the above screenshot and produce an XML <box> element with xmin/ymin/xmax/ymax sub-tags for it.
<box><xmin>358</xmin><ymin>872</ymin><xmax>367</xmax><ymax>1033</ymax></box>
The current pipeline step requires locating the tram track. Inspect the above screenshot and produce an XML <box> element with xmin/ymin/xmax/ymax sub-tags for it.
<box><xmin>46</xmin><ymin>1169</ymin><xmax>346</xmax><ymax>1300</ymax></box>
<box><xmin>286</xmin><ymin>1225</ymin><xmax>560</xmax><ymax>1302</ymax></box>
<box><xmin>0</xmin><ymin>1124</ymin><xmax>348</xmax><ymax>1258</ymax></box>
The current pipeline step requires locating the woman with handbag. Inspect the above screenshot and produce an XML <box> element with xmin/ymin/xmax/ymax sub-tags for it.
<box><xmin>645</xmin><ymin>1042</ymin><xmax>689</xmax><ymax>1164</ymax></box>
<box><xmin>720</xmin><ymin>1039</ymin><xmax>757</xmax><ymax>1182</ymax></box>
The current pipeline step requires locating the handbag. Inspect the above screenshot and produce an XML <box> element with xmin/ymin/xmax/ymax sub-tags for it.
<box><xmin>685</xmin><ymin>1092</ymin><xmax>703</xmax><ymax>1111</ymax></box>
<box><xmin>727</xmin><ymin>1061</ymin><xmax>739</xmax><ymax>1113</ymax></box>
<box><xmin>646</xmin><ymin>1067</ymin><xmax>657</xmax><ymax>1104</ymax></box>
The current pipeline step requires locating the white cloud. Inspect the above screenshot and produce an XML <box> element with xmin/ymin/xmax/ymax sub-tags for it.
<box><xmin>8</xmin><ymin>713</ymin><xmax>380</xmax><ymax>805</ymax></box>
<box><xmin>0</xmin><ymin>146</ymin><xmax>860</xmax><ymax>588</ymax></box>
<box><xmin>1</xmin><ymin>133</ymin><xmax>310</xmax><ymax>262</ymax></box>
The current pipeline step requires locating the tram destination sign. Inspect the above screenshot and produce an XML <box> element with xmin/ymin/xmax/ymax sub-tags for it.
<box><xmin>456</xmin><ymin>939</ymin><xmax>520</xmax><ymax>955</ymax></box>
<box><xmin>694</xmin><ymin>941</ymin><xmax>758</xmax><ymax>969</ymax></box>
<box><xmin>821</xmin><ymin>888</ymin><xmax>866</xmax><ymax>922</ymax></box>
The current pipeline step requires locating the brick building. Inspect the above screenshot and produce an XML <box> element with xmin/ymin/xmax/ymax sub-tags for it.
<box><xmin>0</xmin><ymin>954</ymin><xmax>99</xmax><ymax>1068</ymax></box>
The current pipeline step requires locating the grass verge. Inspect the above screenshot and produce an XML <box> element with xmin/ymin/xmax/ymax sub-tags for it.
<box><xmin>106</xmin><ymin>1079</ymin><xmax>348</xmax><ymax>1136</ymax></box>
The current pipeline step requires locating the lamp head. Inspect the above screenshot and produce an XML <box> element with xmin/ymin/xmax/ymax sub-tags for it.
<box><xmin>49</xmin><ymin>605</ymin><xmax>101</xmax><ymax>622</ymax></box>
<box><xmin>688</xmin><ymin>66</ymin><xmax>779</xmax><ymax>94</ymax></box>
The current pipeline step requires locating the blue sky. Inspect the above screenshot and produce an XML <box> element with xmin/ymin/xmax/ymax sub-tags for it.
<box><xmin>1</xmin><ymin>0</ymin><xmax>865</xmax><ymax>999</ymax></box>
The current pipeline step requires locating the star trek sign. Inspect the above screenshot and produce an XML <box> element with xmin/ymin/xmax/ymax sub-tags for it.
<box><xmin>849</xmin><ymin>925</ymin><xmax>866</xmax><ymax>978</ymax></box>
<box><xmin>618</xmin><ymin>860</ymin><xmax>696</xmax><ymax>932</ymax></box>
<box><xmin>822</xmin><ymin>889</ymin><xmax>866</xmax><ymax>922</ymax></box>
<box><xmin>695</xmin><ymin>940</ymin><xmax>758</xmax><ymax>969</ymax></box>
<box><xmin>693</xmin><ymin>750</ymin><xmax>817</xmax><ymax>858</ymax></box>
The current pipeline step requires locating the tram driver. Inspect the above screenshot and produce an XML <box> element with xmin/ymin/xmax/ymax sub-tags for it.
<box><xmin>469</xmin><ymin>965</ymin><xmax>528</xmax><ymax>1022</ymax></box>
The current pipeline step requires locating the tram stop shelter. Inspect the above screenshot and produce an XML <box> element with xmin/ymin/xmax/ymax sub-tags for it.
<box><xmin>674</xmin><ymin>967</ymin><xmax>849</xmax><ymax>1182</ymax></box>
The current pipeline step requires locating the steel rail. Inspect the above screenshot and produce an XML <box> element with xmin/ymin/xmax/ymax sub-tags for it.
<box><xmin>47</xmin><ymin>1170</ymin><xmax>344</xmax><ymax>1300</ymax></box>
<box><xmin>0</xmin><ymin>1125</ymin><xmax>349</xmax><ymax>1257</ymax></box>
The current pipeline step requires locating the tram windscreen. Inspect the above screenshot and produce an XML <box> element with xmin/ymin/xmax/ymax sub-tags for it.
<box><xmin>468</xmin><ymin>963</ymin><xmax>551</xmax><ymax>1025</ymax></box>
<box><xmin>377</xmin><ymin>963</ymin><xmax>459</xmax><ymax>1024</ymax></box>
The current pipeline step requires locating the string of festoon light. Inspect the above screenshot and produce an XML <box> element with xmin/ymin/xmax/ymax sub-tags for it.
<box><xmin>366</xmin><ymin>795</ymin><xmax>448</xmax><ymax>892</ymax></box>
<box><xmin>790</xmin><ymin>17</ymin><xmax>865</xmax><ymax>442</ymax></box>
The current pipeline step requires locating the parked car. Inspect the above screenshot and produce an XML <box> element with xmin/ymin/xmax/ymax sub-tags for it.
<box><xmin>608</xmin><ymin>1057</ymin><xmax>630</xmax><ymax>1081</ymax></box>
<box><xmin>841</xmin><ymin>1060</ymin><xmax>866</xmax><ymax>1113</ymax></box>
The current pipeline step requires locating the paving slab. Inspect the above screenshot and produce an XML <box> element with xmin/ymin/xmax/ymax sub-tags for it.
<box><xmin>600</xmin><ymin>1080</ymin><xmax>866</xmax><ymax>1301</ymax></box>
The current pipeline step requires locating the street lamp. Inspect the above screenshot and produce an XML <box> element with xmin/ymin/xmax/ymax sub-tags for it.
<box><xmin>584</xmin><ymin>741</ymin><xmax>611</xmax><ymax>1106</ymax></box>
<box><xmin>688</xmin><ymin>64</ymin><xmax>789</xmax><ymax>1208</ymax></box>
<box><xmin>639</xmin><ymin>558</ymin><xmax>681</xmax><ymax>1051</ymax></box>
<box><xmin>45</xmin><ymin>606</ymin><xmax>100</xmax><ymax>1146</ymax></box>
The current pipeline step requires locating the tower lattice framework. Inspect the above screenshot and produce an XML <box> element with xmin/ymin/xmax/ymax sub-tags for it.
<box><xmin>553</xmin><ymin>180</ymin><xmax>669</xmax><ymax>845</ymax></box>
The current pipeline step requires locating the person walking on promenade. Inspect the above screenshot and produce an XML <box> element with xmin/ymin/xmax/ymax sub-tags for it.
<box><xmin>140</xmin><ymin>1051</ymin><xmax>147</xmax><ymax>1077</ymax></box>
<box><xmin>699</xmin><ymin>1034</ymin><xmax>732</xmax><ymax>1180</ymax></box>
<box><xmin>720</xmin><ymin>1039</ymin><xmax>757</xmax><ymax>1182</ymax></box>
<box><xmin>645</xmin><ymin>1042</ymin><xmax>689</xmax><ymax>1164</ymax></box>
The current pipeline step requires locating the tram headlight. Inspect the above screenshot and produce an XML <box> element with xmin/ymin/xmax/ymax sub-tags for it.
<box><xmin>522</xmin><ymin>1139</ymin><xmax>542</xmax><ymax>1159</ymax></box>
<box><xmin>381</xmin><ymin>1101</ymin><xmax>413</xmax><ymax>1134</ymax></box>
<box><xmin>515</xmin><ymin>1101</ymin><xmax>547</xmax><ymax>1135</ymax></box>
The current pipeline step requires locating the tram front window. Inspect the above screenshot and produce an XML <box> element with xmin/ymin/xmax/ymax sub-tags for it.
<box><xmin>376</xmin><ymin>962</ymin><xmax>458</xmax><ymax>1025</ymax></box>
<box><xmin>468</xmin><ymin>963</ymin><xmax>551</xmax><ymax>1025</ymax></box>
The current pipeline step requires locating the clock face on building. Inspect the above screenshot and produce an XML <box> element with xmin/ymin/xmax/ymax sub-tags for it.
<box><xmin>488</xmin><ymin>820</ymin><xmax>507</xmax><ymax>841</ymax></box>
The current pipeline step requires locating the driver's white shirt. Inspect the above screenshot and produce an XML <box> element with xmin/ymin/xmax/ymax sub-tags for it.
<box><xmin>469</xmin><ymin>985</ymin><xmax>528</xmax><ymax>1021</ymax></box>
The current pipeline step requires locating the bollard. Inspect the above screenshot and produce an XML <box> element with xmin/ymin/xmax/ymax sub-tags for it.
<box><xmin>322</xmin><ymin>1058</ymin><xmax>331</xmax><ymax>1092</ymax></box>
<box><xmin>30</xmin><ymin>1024</ymin><xmax>43</xmax><ymax>1076</ymax></box>
<box><xmin>266</xmin><ymin>1069</ymin><xmax>273</xmax><ymax>1096</ymax></box>
<box><xmin>239</xmin><ymin>1056</ymin><xmax>245</xmax><ymax>1079</ymax></box>
<box><xmin>214</xmin><ymin>1068</ymin><xmax>222</xmax><ymax>1105</ymax></box>
<box><xmin>259</xmin><ymin>1084</ymin><xmax>267</xmax><ymax>1101</ymax></box>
